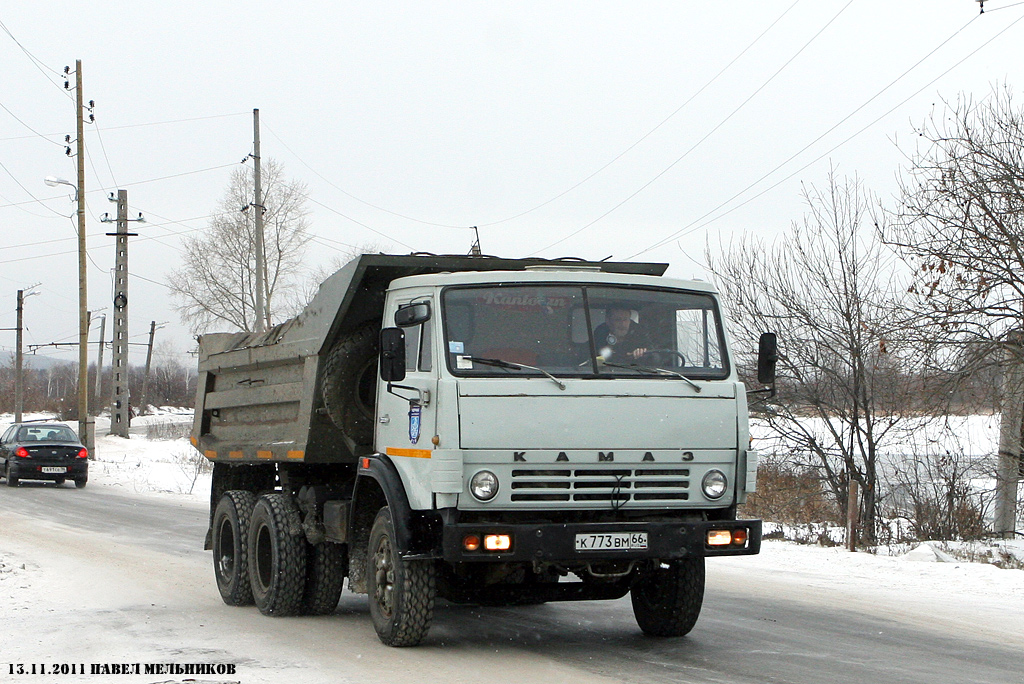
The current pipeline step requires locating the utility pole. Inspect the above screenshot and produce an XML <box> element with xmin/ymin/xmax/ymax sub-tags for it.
<box><xmin>94</xmin><ymin>313</ymin><xmax>106</xmax><ymax>407</ymax></box>
<box><xmin>994</xmin><ymin>333</ymin><xmax>1024</xmax><ymax>538</ymax></box>
<box><xmin>102</xmin><ymin>189</ymin><xmax>143</xmax><ymax>437</ymax></box>
<box><xmin>15</xmin><ymin>290</ymin><xmax>24</xmax><ymax>423</ymax></box>
<box><xmin>253</xmin><ymin>108</ymin><xmax>267</xmax><ymax>333</ymax></box>
<box><xmin>139</xmin><ymin>320</ymin><xmax>164</xmax><ymax>413</ymax></box>
<box><xmin>74</xmin><ymin>58</ymin><xmax>89</xmax><ymax>447</ymax></box>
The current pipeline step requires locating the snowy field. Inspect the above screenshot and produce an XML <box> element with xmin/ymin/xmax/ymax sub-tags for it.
<box><xmin>1</xmin><ymin>411</ymin><xmax>1022</xmax><ymax>683</ymax></box>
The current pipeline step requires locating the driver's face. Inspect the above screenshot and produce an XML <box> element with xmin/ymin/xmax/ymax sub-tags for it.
<box><xmin>607</xmin><ymin>309</ymin><xmax>632</xmax><ymax>337</ymax></box>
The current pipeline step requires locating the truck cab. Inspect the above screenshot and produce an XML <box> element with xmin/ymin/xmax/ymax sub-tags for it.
<box><xmin>194</xmin><ymin>255</ymin><xmax>772</xmax><ymax>646</ymax></box>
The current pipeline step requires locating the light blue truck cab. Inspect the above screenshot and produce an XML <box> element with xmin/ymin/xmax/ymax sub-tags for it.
<box><xmin>194</xmin><ymin>254</ymin><xmax>773</xmax><ymax>647</ymax></box>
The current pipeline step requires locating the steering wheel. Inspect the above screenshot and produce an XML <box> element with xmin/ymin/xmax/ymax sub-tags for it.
<box><xmin>639</xmin><ymin>349</ymin><xmax>686</xmax><ymax>368</ymax></box>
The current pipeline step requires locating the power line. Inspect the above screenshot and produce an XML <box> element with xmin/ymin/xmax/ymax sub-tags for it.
<box><xmin>0</xmin><ymin>18</ymin><xmax>71</xmax><ymax>97</ymax></box>
<box><xmin>303</xmin><ymin>194</ymin><xmax>415</xmax><ymax>250</ymax></box>
<box><xmin>0</xmin><ymin>111</ymin><xmax>250</xmax><ymax>143</ymax></box>
<box><xmin>0</xmin><ymin>99</ymin><xmax>66</xmax><ymax>147</ymax></box>
<box><xmin>535</xmin><ymin>0</ymin><xmax>855</xmax><ymax>255</ymax></box>
<box><xmin>477</xmin><ymin>1</ymin><xmax>802</xmax><ymax>229</ymax></box>
<box><xmin>628</xmin><ymin>6</ymin><xmax>1024</xmax><ymax>259</ymax></box>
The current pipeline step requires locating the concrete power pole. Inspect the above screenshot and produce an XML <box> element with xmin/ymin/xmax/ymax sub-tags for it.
<box><xmin>94</xmin><ymin>313</ymin><xmax>106</xmax><ymax>408</ymax></box>
<box><xmin>105</xmin><ymin>190</ymin><xmax>138</xmax><ymax>437</ymax></box>
<box><xmin>994</xmin><ymin>334</ymin><xmax>1024</xmax><ymax>537</ymax></box>
<box><xmin>140</xmin><ymin>320</ymin><xmax>161</xmax><ymax>414</ymax></box>
<box><xmin>15</xmin><ymin>290</ymin><xmax>24</xmax><ymax>423</ymax></box>
<box><xmin>253</xmin><ymin>108</ymin><xmax>267</xmax><ymax>333</ymax></box>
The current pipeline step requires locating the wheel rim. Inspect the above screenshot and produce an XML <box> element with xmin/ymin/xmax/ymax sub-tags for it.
<box><xmin>255</xmin><ymin>522</ymin><xmax>273</xmax><ymax>592</ymax></box>
<box><xmin>373</xmin><ymin>534</ymin><xmax>395</xmax><ymax>618</ymax></box>
<box><xmin>217</xmin><ymin>518</ymin><xmax>235</xmax><ymax>579</ymax></box>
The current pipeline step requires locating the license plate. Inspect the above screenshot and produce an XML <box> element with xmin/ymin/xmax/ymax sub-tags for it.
<box><xmin>575</xmin><ymin>532</ymin><xmax>648</xmax><ymax>551</ymax></box>
<box><xmin>41</xmin><ymin>467</ymin><xmax>67</xmax><ymax>474</ymax></box>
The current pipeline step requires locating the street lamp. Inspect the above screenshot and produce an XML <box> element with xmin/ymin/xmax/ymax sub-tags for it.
<box><xmin>45</xmin><ymin>173</ymin><xmax>89</xmax><ymax>449</ymax></box>
<box><xmin>44</xmin><ymin>175</ymin><xmax>78</xmax><ymax>200</ymax></box>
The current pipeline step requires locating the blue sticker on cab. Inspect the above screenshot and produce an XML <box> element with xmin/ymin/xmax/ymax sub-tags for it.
<box><xmin>448</xmin><ymin>341</ymin><xmax>465</xmax><ymax>354</ymax></box>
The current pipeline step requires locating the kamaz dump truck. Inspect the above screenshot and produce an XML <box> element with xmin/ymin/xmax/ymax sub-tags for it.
<box><xmin>192</xmin><ymin>253</ymin><xmax>776</xmax><ymax>646</ymax></box>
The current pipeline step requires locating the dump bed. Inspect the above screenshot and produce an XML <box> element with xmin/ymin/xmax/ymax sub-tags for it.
<box><xmin>191</xmin><ymin>253</ymin><xmax>667</xmax><ymax>465</ymax></box>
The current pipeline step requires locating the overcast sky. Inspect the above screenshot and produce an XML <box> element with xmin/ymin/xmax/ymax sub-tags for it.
<box><xmin>2</xmin><ymin>1</ymin><xmax>1023</xmax><ymax>371</ymax></box>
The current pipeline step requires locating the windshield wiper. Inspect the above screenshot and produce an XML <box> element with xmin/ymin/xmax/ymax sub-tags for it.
<box><xmin>467</xmin><ymin>357</ymin><xmax>566</xmax><ymax>390</ymax></box>
<box><xmin>599</xmin><ymin>360</ymin><xmax>702</xmax><ymax>393</ymax></box>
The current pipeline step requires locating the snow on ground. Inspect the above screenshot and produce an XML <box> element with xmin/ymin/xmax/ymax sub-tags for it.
<box><xmin>1</xmin><ymin>412</ymin><xmax>1022</xmax><ymax>682</ymax></box>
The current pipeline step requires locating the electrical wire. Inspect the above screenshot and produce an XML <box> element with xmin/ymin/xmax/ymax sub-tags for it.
<box><xmin>302</xmin><ymin>194</ymin><xmax>416</xmax><ymax>250</ymax></box>
<box><xmin>0</xmin><ymin>99</ymin><xmax>66</xmax><ymax>147</ymax></box>
<box><xmin>0</xmin><ymin>18</ymin><xmax>72</xmax><ymax>97</ymax></box>
<box><xmin>628</xmin><ymin>6</ymin><xmax>1024</xmax><ymax>259</ymax></box>
<box><xmin>478</xmin><ymin>1</ymin><xmax>803</xmax><ymax>229</ymax></box>
<box><xmin>535</xmin><ymin>0</ymin><xmax>855</xmax><ymax>255</ymax></box>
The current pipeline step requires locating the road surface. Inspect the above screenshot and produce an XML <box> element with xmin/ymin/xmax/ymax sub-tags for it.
<box><xmin>1</xmin><ymin>481</ymin><xmax>1019</xmax><ymax>684</ymax></box>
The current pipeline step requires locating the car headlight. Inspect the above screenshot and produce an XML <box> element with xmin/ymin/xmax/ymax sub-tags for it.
<box><xmin>701</xmin><ymin>469</ymin><xmax>728</xmax><ymax>499</ymax></box>
<box><xmin>469</xmin><ymin>470</ymin><xmax>499</xmax><ymax>501</ymax></box>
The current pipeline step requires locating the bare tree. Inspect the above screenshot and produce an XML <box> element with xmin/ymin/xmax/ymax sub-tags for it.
<box><xmin>708</xmin><ymin>171</ymin><xmax>926</xmax><ymax>541</ymax></box>
<box><xmin>884</xmin><ymin>84</ymin><xmax>1024</xmax><ymax>535</ymax></box>
<box><xmin>168</xmin><ymin>159</ymin><xmax>312</xmax><ymax>333</ymax></box>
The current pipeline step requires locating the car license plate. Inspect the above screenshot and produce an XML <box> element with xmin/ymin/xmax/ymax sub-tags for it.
<box><xmin>41</xmin><ymin>467</ymin><xmax>66</xmax><ymax>474</ymax></box>
<box><xmin>575</xmin><ymin>532</ymin><xmax>648</xmax><ymax>551</ymax></box>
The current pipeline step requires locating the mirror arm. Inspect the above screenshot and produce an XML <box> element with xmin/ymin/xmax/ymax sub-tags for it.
<box><xmin>387</xmin><ymin>383</ymin><xmax>430</xmax><ymax>407</ymax></box>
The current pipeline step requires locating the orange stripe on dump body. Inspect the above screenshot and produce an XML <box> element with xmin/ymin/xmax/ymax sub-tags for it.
<box><xmin>287</xmin><ymin>450</ymin><xmax>304</xmax><ymax>460</ymax></box>
<box><xmin>386</xmin><ymin>447</ymin><xmax>432</xmax><ymax>459</ymax></box>
<box><xmin>204</xmin><ymin>451</ymin><xmax>217</xmax><ymax>460</ymax></box>
<box><xmin>228</xmin><ymin>451</ymin><xmax>244</xmax><ymax>459</ymax></box>
<box><xmin>256</xmin><ymin>450</ymin><xmax>273</xmax><ymax>459</ymax></box>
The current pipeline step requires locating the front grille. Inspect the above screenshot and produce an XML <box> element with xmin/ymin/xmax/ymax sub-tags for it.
<box><xmin>510</xmin><ymin>466</ymin><xmax>690</xmax><ymax>503</ymax></box>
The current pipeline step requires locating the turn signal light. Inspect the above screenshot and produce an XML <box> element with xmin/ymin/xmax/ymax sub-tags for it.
<box><xmin>483</xmin><ymin>534</ymin><xmax>512</xmax><ymax>551</ymax></box>
<box><xmin>706</xmin><ymin>530</ymin><xmax>733</xmax><ymax>546</ymax></box>
<box><xmin>77</xmin><ymin>448</ymin><xmax>88</xmax><ymax>459</ymax></box>
<box><xmin>706</xmin><ymin>529</ymin><xmax>750</xmax><ymax>547</ymax></box>
<box><xmin>462</xmin><ymin>534</ymin><xmax>481</xmax><ymax>551</ymax></box>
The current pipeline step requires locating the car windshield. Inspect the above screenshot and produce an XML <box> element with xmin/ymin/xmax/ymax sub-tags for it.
<box><xmin>442</xmin><ymin>284</ymin><xmax>728</xmax><ymax>379</ymax></box>
<box><xmin>17</xmin><ymin>426</ymin><xmax>78</xmax><ymax>443</ymax></box>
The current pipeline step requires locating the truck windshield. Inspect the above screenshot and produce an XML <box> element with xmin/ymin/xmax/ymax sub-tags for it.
<box><xmin>442</xmin><ymin>284</ymin><xmax>727</xmax><ymax>379</ymax></box>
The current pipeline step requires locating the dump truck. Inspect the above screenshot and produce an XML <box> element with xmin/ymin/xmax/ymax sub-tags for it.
<box><xmin>192</xmin><ymin>253</ymin><xmax>776</xmax><ymax>646</ymax></box>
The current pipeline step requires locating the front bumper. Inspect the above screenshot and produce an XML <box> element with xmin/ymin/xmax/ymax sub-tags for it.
<box><xmin>440</xmin><ymin>518</ymin><xmax>760</xmax><ymax>563</ymax></box>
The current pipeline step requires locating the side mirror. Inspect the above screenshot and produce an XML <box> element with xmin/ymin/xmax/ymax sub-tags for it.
<box><xmin>395</xmin><ymin>302</ymin><xmax>430</xmax><ymax>327</ymax></box>
<box><xmin>757</xmin><ymin>332</ymin><xmax>778</xmax><ymax>385</ymax></box>
<box><xmin>380</xmin><ymin>328</ymin><xmax>406</xmax><ymax>383</ymax></box>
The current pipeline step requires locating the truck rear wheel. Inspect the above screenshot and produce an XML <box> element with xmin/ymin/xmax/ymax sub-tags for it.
<box><xmin>367</xmin><ymin>506</ymin><xmax>435</xmax><ymax>646</ymax></box>
<box><xmin>321</xmin><ymin>325</ymin><xmax>378</xmax><ymax>447</ymax></box>
<box><xmin>248</xmin><ymin>492</ymin><xmax>307</xmax><ymax>616</ymax></box>
<box><xmin>630</xmin><ymin>558</ymin><xmax>705</xmax><ymax>637</ymax></box>
<box><xmin>302</xmin><ymin>541</ymin><xmax>347</xmax><ymax>615</ymax></box>
<box><xmin>212</xmin><ymin>490</ymin><xmax>257</xmax><ymax>606</ymax></box>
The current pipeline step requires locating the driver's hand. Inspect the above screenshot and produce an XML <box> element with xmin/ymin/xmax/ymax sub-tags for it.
<box><xmin>628</xmin><ymin>347</ymin><xmax>647</xmax><ymax>359</ymax></box>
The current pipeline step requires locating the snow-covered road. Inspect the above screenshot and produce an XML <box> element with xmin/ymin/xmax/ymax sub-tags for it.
<box><xmin>1</xmin><ymin>417</ymin><xmax>1022</xmax><ymax>683</ymax></box>
<box><xmin>2</xmin><ymin>474</ymin><xmax>1021</xmax><ymax>683</ymax></box>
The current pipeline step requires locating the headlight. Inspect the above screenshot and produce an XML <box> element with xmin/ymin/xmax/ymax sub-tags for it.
<box><xmin>701</xmin><ymin>469</ymin><xmax>728</xmax><ymax>499</ymax></box>
<box><xmin>469</xmin><ymin>470</ymin><xmax>499</xmax><ymax>501</ymax></box>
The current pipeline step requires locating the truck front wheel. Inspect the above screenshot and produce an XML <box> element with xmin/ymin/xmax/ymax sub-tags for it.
<box><xmin>367</xmin><ymin>507</ymin><xmax>436</xmax><ymax>646</ymax></box>
<box><xmin>630</xmin><ymin>557</ymin><xmax>705</xmax><ymax>637</ymax></box>
<box><xmin>213</xmin><ymin>490</ymin><xmax>257</xmax><ymax>606</ymax></box>
<box><xmin>248</xmin><ymin>493</ymin><xmax>307</xmax><ymax>616</ymax></box>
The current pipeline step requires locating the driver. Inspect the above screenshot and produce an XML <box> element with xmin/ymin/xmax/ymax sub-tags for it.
<box><xmin>594</xmin><ymin>307</ymin><xmax>648</xmax><ymax>360</ymax></box>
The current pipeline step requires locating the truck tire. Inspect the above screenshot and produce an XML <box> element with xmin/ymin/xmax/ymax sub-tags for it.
<box><xmin>302</xmin><ymin>541</ymin><xmax>346</xmax><ymax>615</ymax></box>
<box><xmin>630</xmin><ymin>557</ymin><xmax>705</xmax><ymax>637</ymax></box>
<box><xmin>248</xmin><ymin>492</ymin><xmax>307</xmax><ymax>616</ymax></box>
<box><xmin>321</xmin><ymin>325</ymin><xmax>379</xmax><ymax>446</ymax></box>
<box><xmin>367</xmin><ymin>507</ymin><xmax>436</xmax><ymax>646</ymax></box>
<box><xmin>212</xmin><ymin>490</ymin><xmax>257</xmax><ymax>606</ymax></box>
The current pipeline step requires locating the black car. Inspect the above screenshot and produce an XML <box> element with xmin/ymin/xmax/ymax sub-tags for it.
<box><xmin>0</xmin><ymin>422</ymin><xmax>88</xmax><ymax>488</ymax></box>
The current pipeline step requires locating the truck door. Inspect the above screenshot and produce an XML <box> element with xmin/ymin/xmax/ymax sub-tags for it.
<box><xmin>375</xmin><ymin>295</ymin><xmax>438</xmax><ymax>500</ymax></box>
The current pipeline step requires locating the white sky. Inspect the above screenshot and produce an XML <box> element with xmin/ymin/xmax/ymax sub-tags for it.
<box><xmin>3</xmin><ymin>1</ymin><xmax>1024</xmax><ymax>367</ymax></box>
